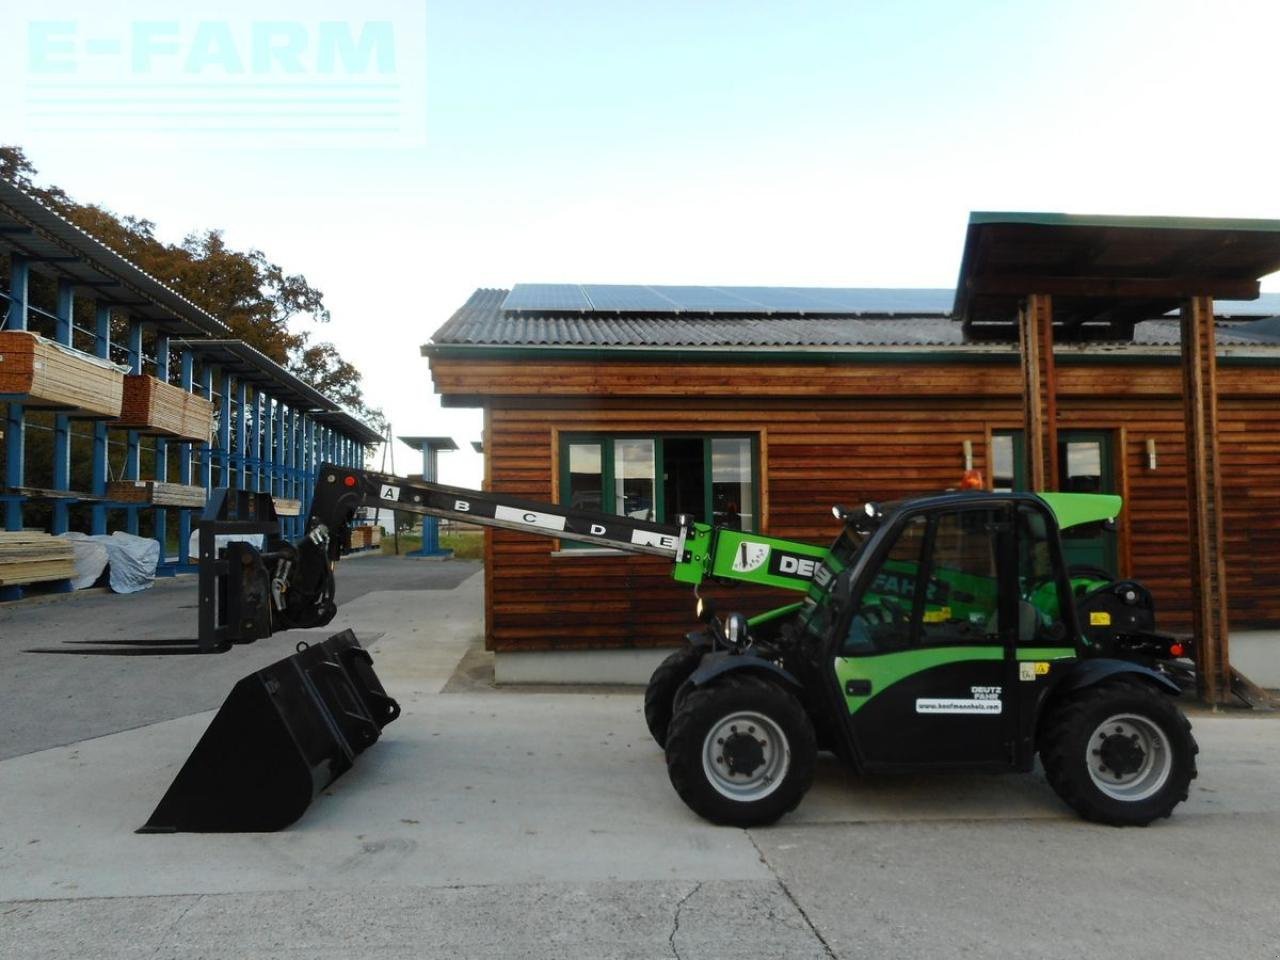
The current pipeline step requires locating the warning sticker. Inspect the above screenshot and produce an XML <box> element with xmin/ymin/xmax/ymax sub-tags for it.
<box><xmin>1090</xmin><ymin>611</ymin><xmax>1112</xmax><ymax>626</ymax></box>
<box><xmin>1020</xmin><ymin>661</ymin><xmax>1052</xmax><ymax>681</ymax></box>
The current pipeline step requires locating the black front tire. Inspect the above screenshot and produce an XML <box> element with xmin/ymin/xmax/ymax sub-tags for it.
<box><xmin>1039</xmin><ymin>678</ymin><xmax>1198</xmax><ymax>826</ymax></box>
<box><xmin>644</xmin><ymin>646</ymin><xmax>704</xmax><ymax>747</ymax></box>
<box><xmin>665</xmin><ymin>673</ymin><xmax>816</xmax><ymax>827</ymax></box>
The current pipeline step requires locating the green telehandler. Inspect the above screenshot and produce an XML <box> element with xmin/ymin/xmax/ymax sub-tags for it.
<box><xmin>189</xmin><ymin>465</ymin><xmax>1196</xmax><ymax>830</ymax></box>
<box><xmin>651</xmin><ymin>491</ymin><xmax>1197</xmax><ymax>828</ymax></box>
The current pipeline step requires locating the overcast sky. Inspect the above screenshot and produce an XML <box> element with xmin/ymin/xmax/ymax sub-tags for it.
<box><xmin>5</xmin><ymin>0</ymin><xmax>1279</xmax><ymax>487</ymax></box>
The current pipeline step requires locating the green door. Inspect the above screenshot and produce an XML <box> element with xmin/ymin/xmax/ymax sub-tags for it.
<box><xmin>1056</xmin><ymin>431</ymin><xmax>1117</xmax><ymax>576</ymax></box>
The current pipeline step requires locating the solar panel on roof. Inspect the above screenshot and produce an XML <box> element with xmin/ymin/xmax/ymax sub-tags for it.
<box><xmin>502</xmin><ymin>284</ymin><xmax>592</xmax><ymax>312</ymax></box>
<box><xmin>580</xmin><ymin>285</ymin><xmax>677</xmax><ymax>311</ymax></box>
<box><xmin>646</xmin><ymin>286</ymin><xmax>759</xmax><ymax>311</ymax></box>
<box><xmin>500</xmin><ymin>283</ymin><xmax>956</xmax><ymax>315</ymax></box>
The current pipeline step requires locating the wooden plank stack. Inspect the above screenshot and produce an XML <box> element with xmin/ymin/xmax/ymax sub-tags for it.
<box><xmin>0</xmin><ymin>531</ymin><xmax>77</xmax><ymax>586</ymax></box>
<box><xmin>0</xmin><ymin>331</ymin><xmax>124</xmax><ymax>418</ymax></box>
<box><xmin>348</xmin><ymin>526</ymin><xmax>381</xmax><ymax>550</ymax></box>
<box><xmin>107</xmin><ymin>481</ymin><xmax>207</xmax><ymax>508</ymax></box>
<box><xmin>273</xmin><ymin>498</ymin><xmax>303</xmax><ymax>517</ymax></box>
<box><xmin>115</xmin><ymin>374</ymin><xmax>214</xmax><ymax>442</ymax></box>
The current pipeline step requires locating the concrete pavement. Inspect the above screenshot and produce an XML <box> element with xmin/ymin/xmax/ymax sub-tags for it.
<box><xmin>1</xmin><ymin>558</ymin><xmax>1279</xmax><ymax>959</ymax></box>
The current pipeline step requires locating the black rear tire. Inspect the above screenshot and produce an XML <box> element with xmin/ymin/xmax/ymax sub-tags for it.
<box><xmin>665</xmin><ymin>673</ymin><xmax>815</xmax><ymax>827</ymax></box>
<box><xmin>1039</xmin><ymin>678</ymin><xmax>1197</xmax><ymax>826</ymax></box>
<box><xmin>644</xmin><ymin>646</ymin><xmax>703</xmax><ymax>747</ymax></box>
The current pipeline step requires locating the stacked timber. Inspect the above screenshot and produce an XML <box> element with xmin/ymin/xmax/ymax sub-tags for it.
<box><xmin>272</xmin><ymin>497</ymin><xmax>302</xmax><ymax>517</ymax></box>
<box><xmin>115</xmin><ymin>375</ymin><xmax>214</xmax><ymax>442</ymax></box>
<box><xmin>0</xmin><ymin>531</ymin><xmax>77</xmax><ymax>586</ymax></box>
<box><xmin>0</xmin><ymin>331</ymin><xmax>124</xmax><ymax>417</ymax></box>
<box><xmin>107</xmin><ymin>481</ymin><xmax>207</xmax><ymax>508</ymax></box>
<box><xmin>348</xmin><ymin>526</ymin><xmax>380</xmax><ymax>549</ymax></box>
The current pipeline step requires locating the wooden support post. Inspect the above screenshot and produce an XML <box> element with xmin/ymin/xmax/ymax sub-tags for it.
<box><xmin>1018</xmin><ymin>293</ymin><xmax>1058</xmax><ymax>491</ymax></box>
<box><xmin>1181</xmin><ymin>295</ymin><xmax>1231</xmax><ymax>704</ymax></box>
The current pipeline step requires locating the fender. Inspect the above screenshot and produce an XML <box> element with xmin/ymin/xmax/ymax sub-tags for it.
<box><xmin>683</xmin><ymin>629</ymin><xmax>713</xmax><ymax>649</ymax></box>
<box><xmin>1023</xmin><ymin>658</ymin><xmax>1182</xmax><ymax>761</ymax></box>
<box><xmin>687</xmin><ymin>649</ymin><xmax>801</xmax><ymax>690</ymax></box>
<box><xmin>1056</xmin><ymin>658</ymin><xmax>1181</xmax><ymax>697</ymax></box>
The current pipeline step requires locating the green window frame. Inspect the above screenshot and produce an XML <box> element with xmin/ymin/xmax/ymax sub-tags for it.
<box><xmin>557</xmin><ymin>433</ymin><xmax>761</xmax><ymax>541</ymax></box>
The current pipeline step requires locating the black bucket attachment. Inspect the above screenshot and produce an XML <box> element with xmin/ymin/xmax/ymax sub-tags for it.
<box><xmin>139</xmin><ymin>629</ymin><xmax>400</xmax><ymax>833</ymax></box>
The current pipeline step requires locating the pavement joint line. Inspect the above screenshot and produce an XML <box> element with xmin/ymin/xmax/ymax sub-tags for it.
<box><xmin>0</xmin><ymin>708</ymin><xmax>218</xmax><ymax>762</ymax></box>
<box><xmin>146</xmin><ymin>893</ymin><xmax>203</xmax><ymax>959</ymax></box>
<box><xmin>747</xmin><ymin>829</ymin><xmax>838</xmax><ymax>960</ymax></box>
<box><xmin>667</xmin><ymin>880</ymin><xmax>701</xmax><ymax>960</ymax></box>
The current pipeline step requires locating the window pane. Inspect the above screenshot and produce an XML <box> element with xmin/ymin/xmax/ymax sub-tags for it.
<box><xmin>992</xmin><ymin>434</ymin><xmax>1016</xmax><ymax>492</ymax></box>
<box><xmin>920</xmin><ymin>510</ymin><xmax>1001</xmax><ymax>647</ymax></box>
<box><xmin>614</xmin><ymin>438</ymin><xmax>655</xmax><ymax>520</ymax></box>
<box><xmin>1017</xmin><ymin>507</ymin><xmax>1071</xmax><ymax>643</ymax></box>
<box><xmin>843</xmin><ymin>515</ymin><xmax>929</xmax><ymax>654</ymax></box>
<box><xmin>711</xmin><ymin>437</ymin><xmax>753</xmax><ymax>531</ymax></box>
<box><xmin>1061</xmin><ymin>440</ymin><xmax>1102</xmax><ymax>493</ymax></box>
<box><xmin>567</xmin><ymin>443</ymin><xmax>603</xmax><ymax>512</ymax></box>
<box><xmin>663</xmin><ymin>437</ymin><xmax>706</xmax><ymax>523</ymax></box>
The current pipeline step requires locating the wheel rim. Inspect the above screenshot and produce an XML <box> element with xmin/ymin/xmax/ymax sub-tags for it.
<box><xmin>1086</xmin><ymin>713</ymin><xmax>1173</xmax><ymax>802</ymax></box>
<box><xmin>701</xmin><ymin>710</ymin><xmax>791</xmax><ymax>803</ymax></box>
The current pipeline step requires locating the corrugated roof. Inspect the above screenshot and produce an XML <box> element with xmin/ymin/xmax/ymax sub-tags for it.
<box><xmin>0</xmin><ymin>181</ymin><xmax>229</xmax><ymax>337</ymax></box>
<box><xmin>429</xmin><ymin>288</ymin><xmax>1280</xmax><ymax>351</ymax></box>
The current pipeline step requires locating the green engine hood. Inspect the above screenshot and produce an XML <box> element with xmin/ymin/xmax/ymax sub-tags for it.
<box><xmin>1037</xmin><ymin>492</ymin><xmax>1122</xmax><ymax>530</ymax></box>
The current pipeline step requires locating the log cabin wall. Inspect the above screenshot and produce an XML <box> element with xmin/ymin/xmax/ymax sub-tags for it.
<box><xmin>431</xmin><ymin>353</ymin><xmax>1280</xmax><ymax>651</ymax></box>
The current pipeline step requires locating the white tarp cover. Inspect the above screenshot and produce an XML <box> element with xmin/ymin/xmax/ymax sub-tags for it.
<box><xmin>62</xmin><ymin>531</ymin><xmax>161</xmax><ymax>593</ymax></box>
<box><xmin>99</xmin><ymin>531</ymin><xmax>161</xmax><ymax>593</ymax></box>
<box><xmin>58</xmin><ymin>533</ymin><xmax>109</xmax><ymax>590</ymax></box>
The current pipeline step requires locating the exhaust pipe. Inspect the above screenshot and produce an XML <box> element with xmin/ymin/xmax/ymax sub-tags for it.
<box><xmin>139</xmin><ymin>629</ymin><xmax>400</xmax><ymax>833</ymax></box>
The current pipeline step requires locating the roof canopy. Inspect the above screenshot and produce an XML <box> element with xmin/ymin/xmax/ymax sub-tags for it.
<box><xmin>954</xmin><ymin>212</ymin><xmax>1280</xmax><ymax>340</ymax></box>
<box><xmin>399</xmin><ymin>435</ymin><xmax>458</xmax><ymax>452</ymax></box>
<box><xmin>0</xmin><ymin>181</ymin><xmax>229</xmax><ymax>338</ymax></box>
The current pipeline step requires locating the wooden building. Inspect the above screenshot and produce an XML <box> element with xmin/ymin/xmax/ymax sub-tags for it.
<box><xmin>424</xmin><ymin>224</ymin><xmax>1280</xmax><ymax>685</ymax></box>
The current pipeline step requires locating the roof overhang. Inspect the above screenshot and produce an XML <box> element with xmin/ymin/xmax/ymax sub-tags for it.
<box><xmin>398</xmin><ymin>435</ymin><xmax>458</xmax><ymax>452</ymax></box>
<box><xmin>954</xmin><ymin>211</ymin><xmax>1280</xmax><ymax>339</ymax></box>
<box><xmin>0</xmin><ymin>181</ymin><xmax>230</xmax><ymax>338</ymax></box>
<box><xmin>179</xmin><ymin>338</ymin><xmax>336</xmax><ymax>412</ymax></box>
<box><xmin>316</xmin><ymin>409</ymin><xmax>383</xmax><ymax>445</ymax></box>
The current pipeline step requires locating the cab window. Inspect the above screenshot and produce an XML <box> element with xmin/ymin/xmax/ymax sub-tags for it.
<box><xmin>841</xmin><ymin>508</ymin><xmax>1004</xmax><ymax>654</ymax></box>
<box><xmin>1017</xmin><ymin>505</ymin><xmax>1070</xmax><ymax>644</ymax></box>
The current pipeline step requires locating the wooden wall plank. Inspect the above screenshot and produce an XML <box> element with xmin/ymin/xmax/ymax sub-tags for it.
<box><xmin>460</xmin><ymin>360</ymin><xmax>1280</xmax><ymax>653</ymax></box>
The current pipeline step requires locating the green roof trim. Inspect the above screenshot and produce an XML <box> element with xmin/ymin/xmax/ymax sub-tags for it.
<box><xmin>1038</xmin><ymin>492</ymin><xmax>1123</xmax><ymax>531</ymax></box>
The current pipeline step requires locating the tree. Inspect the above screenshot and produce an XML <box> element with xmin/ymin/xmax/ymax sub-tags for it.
<box><xmin>0</xmin><ymin>145</ymin><xmax>382</xmax><ymax>425</ymax></box>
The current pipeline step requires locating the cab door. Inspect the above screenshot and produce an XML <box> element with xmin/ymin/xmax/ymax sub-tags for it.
<box><xmin>832</xmin><ymin>504</ymin><xmax>1016</xmax><ymax>769</ymax></box>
